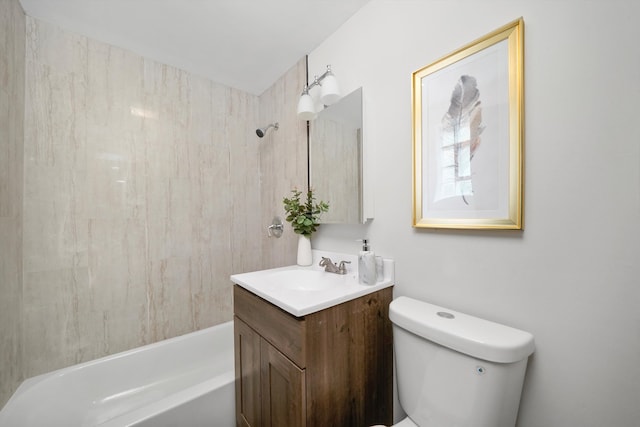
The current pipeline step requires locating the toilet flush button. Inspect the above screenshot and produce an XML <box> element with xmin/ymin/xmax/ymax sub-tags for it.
<box><xmin>437</xmin><ymin>311</ymin><xmax>455</xmax><ymax>319</ymax></box>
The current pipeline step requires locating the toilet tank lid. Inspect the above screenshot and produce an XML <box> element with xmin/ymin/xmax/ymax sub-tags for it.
<box><xmin>389</xmin><ymin>296</ymin><xmax>535</xmax><ymax>363</ymax></box>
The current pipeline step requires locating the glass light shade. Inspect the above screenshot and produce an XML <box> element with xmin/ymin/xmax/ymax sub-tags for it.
<box><xmin>297</xmin><ymin>93</ymin><xmax>316</xmax><ymax>120</ymax></box>
<box><xmin>320</xmin><ymin>74</ymin><xmax>340</xmax><ymax>105</ymax></box>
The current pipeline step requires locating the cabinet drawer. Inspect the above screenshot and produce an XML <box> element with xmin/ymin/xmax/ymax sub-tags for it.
<box><xmin>234</xmin><ymin>285</ymin><xmax>306</xmax><ymax>367</ymax></box>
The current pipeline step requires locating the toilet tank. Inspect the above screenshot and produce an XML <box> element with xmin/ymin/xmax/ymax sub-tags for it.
<box><xmin>389</xmin><ymin>297</ymin><xmax>535</xmax><ymax>427</ymax></box>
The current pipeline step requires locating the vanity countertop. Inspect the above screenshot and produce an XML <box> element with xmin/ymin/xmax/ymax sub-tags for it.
<box><xmin>230</xmin><ymin>250</ymin><xmax>394</xmax><ymax>317</ymax></box>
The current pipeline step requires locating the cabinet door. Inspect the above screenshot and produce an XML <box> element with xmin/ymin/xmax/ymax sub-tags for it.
<box><xmin>260</xmin><ymin>339</ymin><xmax>306</xmax><ymax>427</ymax></box>
<box><xmin>235</xmin><ymin>317</ymin><xmax>262</xmax><ymax>427</ymax></box>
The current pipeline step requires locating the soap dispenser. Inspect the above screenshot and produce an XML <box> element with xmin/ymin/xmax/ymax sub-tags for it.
<box><xmin>358</xmin><ymin>239</ymin><xmax>377</xmax><ymax>285</ymax></box>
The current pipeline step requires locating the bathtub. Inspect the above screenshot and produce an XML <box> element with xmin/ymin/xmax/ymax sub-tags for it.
<box><xmin>0</xmin><ymin>321</ymin><xmax>235</xmax><ymax>427</ymax></box>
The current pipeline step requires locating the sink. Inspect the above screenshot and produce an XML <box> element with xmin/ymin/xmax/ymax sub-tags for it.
<box><xmin>230</xmin><ymin>250</ymin><xmax>394</xmax><ymax>317</ymax></box>
<box><xmin>267</xmin><ymin>270</ymin><xmax>338</xmax><ymax>291</ymax></box>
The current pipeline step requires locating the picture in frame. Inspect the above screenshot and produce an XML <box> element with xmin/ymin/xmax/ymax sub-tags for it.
<box><xmin>412</xmin><ymin>18</ymin><xmax>524</xmax><ymax>229</ymax></box>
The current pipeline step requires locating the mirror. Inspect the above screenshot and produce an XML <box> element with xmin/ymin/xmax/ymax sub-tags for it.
<box><xmin>310</xmin><ymin>87</ymin><xmax>364</xmax><ymax>224</ymax></box>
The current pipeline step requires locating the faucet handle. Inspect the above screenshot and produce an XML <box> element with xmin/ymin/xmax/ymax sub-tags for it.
<box><xmin>319</xmin><ymin>257</ymin><xmax>333</xmax><ymax>267</ymax></box>
<box><xmin>338</xmin><ymin>260</ymin><xmax>351</xmax><ymax>275</ymax></box>
<box><xmin>266</xmin><ymin>217</ymin><xmax>283</xmax><ymax>238</ymax></box>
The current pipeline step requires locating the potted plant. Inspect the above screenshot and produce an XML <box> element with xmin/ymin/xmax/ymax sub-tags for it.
<box><xmin>283</xmin><ymin>188</ymin><xmax>329</xmax><ymax>265</ymax></box>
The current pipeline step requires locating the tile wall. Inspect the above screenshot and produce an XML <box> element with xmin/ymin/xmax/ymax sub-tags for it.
<box><xmin>258</xmin><ymin>60</ymin><xmax>309</xmax><ymax>267</ymax></box>
<box><xmin>4</xmin><ymin>13</ymin><xmax>305</xmax><ymax>393</ymax></box>
<box><xmin>0</xmin><ymin>0</ymin><xmax>26</xmax><ymax>408</ymax></box>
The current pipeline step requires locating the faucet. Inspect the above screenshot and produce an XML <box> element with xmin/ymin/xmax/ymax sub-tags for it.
<box><xmin>319</xmin><ymin>257</ymin><xmax>351</xmax><ymax>275</ymax></box>
<box><xmin>337</xmin><ymin>260</ymin><xmax>351</xmax><ymax>275</ymax></box>
<box><xmin>319</xmin><ymin>257</ymin><xmax>339</xmax><ymax>273</ymax></box>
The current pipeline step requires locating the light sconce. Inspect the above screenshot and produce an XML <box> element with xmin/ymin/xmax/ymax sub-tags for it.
<box><xmin>297</xmin><ymin>65</ymin><xmax>341</xmax><ymax>120</ymax></box>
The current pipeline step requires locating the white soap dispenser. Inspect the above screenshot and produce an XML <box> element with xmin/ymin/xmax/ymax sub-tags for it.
<box><xmin>358</xmin><ymin>239</ymin><xmax>377</xmax><ymax>285</ymax></box>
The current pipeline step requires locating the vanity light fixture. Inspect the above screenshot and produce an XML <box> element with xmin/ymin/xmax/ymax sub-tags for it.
<box><xmin>297</xmin><ymin>65</ymin><xmax>340</xmax><ymax>120</ymax></box>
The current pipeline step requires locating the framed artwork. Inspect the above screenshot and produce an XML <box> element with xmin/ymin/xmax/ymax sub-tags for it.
<box><xmin>412</xmin><ymin>18</ymin><xmax>524</xmax><ymax>229</ymax></box>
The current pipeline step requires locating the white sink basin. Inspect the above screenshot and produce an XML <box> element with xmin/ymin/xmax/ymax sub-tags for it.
<box><xmin>267</xmin><ymin>270</ymin><xmax>337</xmax><ymax>291</ymax></box>
<box><xmin>230</xmin><ymin>250</ymin><xmax>394</xmax><ymax>317</ymax></box>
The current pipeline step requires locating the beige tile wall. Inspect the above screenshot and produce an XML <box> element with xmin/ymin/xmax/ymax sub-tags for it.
<box><xmin>259</xmin><ymin>60</ymin><xmax>310</xmax><ymax>268</ymax></box>
<box><xmin>9</xmin><ymin>14</ymin><xmax>305</xmax><ymax>390</ymax></box>
<box><xmin>0</xmin><ymin>0</ymin><xmax>25</xmax><ymax>409</ymax></box>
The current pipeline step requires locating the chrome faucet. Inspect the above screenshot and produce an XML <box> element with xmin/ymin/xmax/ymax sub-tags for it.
<box><xmin>319</xmin><ymin>257</ymin><xmax>351</xmax><ymax>275</ymax></box>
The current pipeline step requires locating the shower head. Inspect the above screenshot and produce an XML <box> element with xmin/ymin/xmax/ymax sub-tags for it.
<box><xmin>256</xmin><ymin>122</ymin><xmax>279</xmax><ymax>138</ymax></box>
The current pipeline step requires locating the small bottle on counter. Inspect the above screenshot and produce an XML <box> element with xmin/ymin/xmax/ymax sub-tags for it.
<box><xmin>358</xmin><ymin>239</ymin><xmax>377</xmax><ymax>285</ymax></box>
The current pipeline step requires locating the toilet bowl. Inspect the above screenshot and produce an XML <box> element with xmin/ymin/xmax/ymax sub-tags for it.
<box><xmin>383</xmin><ymin>296</ymin><xmax>535</xmax><ymax>427</ymax></box>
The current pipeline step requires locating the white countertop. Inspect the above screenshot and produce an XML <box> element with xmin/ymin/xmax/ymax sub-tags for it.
<box><xmin>230</xmin><ymin>250</ymin><xmax>394</xmax><ymax>317</ymax></box>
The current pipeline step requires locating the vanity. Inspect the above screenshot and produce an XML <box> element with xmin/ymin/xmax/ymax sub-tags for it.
<box><xmin>230</xmin><ymin>251</ymin><xmax>394</xmax><ymax>427</ymax></box>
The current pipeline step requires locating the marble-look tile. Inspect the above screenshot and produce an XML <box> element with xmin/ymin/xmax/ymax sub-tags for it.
<box><xmin>22</xmin><ymin>18</ymin><xmax>251</xmax><ymax>377</ymax></box>
<box><xmin>85</xmin><ymin>38</ymin><xmax>145</xmax><ymax>222</ymax></box>
<box><xmin>87</xmin><ymin>219</ymin><xmax>148</xmax><ymax>312</ymax></box>
<box><xmin>230</xmin><ymin>140</ymin><xmax>262</xmax><ymax>274</ymax></box>
<box><xmin>24</xmin><ymin>17</ymin><xmax>88</xmax><ymax>168</ymax></box>
<box><xmin>22</xmin><ymin>266</ymin><xmax>91</xmax><ymax>374</ymax></box>
<box><xmin>258</xmin><ymin>59</ymin><xmax>308</xmax><ymax>268</ymax></box>
<box><xmin>10</xmin><ymin>11</ymin><xmax>304</xmax><ymax>398</ymax></box>
<box><xmin>0</xmin><ymin>2</ymin><xmax>25</xmax><ymax>219</ymax></box>
<box><xmin>23</xmin><ymin>263</ymin><xmax>148</xmax><ymax>375</ymax></box>
<box><xmin>0</xmin><ymin>0</ymin><xmax>25</xmax><ymax>408</ymax></box>
<box><xmin>23</xmin><ymin>17</ymin><xmax>89</xmax><ymax>283</ymax></box>
<box><xmin>0</xmin><ymin>219</ymin><xmax>23</xmax><ymax>406</ymax></box>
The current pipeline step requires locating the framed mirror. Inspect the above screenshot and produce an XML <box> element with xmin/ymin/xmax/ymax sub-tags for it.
<box><xmin>310</xmin><ymin>87</ymin><xmax>363</xmax><ymax>224</ymax></box>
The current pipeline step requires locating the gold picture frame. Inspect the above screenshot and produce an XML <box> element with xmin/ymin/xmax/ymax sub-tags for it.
<box><xmin>412</xmin><ymin>18</ymin><xmax>524</xmax><ymax>229</ymax></box>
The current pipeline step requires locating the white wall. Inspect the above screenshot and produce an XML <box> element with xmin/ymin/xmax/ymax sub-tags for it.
<box><xmin>309</xmin><ymin>1</ymin><xmax>640</xmax><ymax>426</ymax></box>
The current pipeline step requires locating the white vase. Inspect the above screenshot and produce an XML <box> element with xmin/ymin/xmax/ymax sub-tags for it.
<box><xmin>297</xmin><ymin>234</ymin><xmax>312</xmax><ymax>266</ymax></box>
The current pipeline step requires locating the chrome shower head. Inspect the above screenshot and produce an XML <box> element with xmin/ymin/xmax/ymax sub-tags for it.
<box><xmin>256</xmin><ymin>122</ymin><xmax>279</xmax><ymax>138</ymax></box>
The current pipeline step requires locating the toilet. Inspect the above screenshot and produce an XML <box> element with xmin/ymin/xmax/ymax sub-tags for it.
<box><xmin>380</xmin><ymin>296</ymin><xmax>535</xmax><ymax>427</ymax></box>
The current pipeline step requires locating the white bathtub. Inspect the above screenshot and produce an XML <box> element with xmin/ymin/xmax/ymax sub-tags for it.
<box><xmin>0</xmin><ymin>321</ymin><xmax>235</xmax><ymax>427</ymax></box>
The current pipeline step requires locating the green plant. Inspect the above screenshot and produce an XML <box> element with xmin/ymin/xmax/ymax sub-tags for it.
<box><xmin>283</xmin><ymin>189</ymin><xmax>329</xmax><ymax>237</ymax></box>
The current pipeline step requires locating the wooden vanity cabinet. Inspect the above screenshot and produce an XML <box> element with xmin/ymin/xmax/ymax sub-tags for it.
<box><xmin>233</xmin><ymin>285</ymin><xmax>393</xmax><ymax>427</ymax></box>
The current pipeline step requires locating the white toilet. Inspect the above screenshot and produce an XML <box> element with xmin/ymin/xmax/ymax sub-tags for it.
<box><xmin>380</xmin><ymin>296</ymin><xmax>535</xmax><ymax>427</ymax></box>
